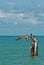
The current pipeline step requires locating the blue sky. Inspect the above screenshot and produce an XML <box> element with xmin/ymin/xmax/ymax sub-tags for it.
<box><xmin>0</xmin><ymin>0</ymin><xmax>44</xmax><ymax>36</ymax></box>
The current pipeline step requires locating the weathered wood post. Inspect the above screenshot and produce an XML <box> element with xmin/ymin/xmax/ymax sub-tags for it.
<box><xmin>30</xmin><ymin>42</ymin><xmax>38</xmax><ymax>56</ymax></box>
<box><xmin>34</xmin><ymin>42</ymin><xmax>38</xmax><ymax>56</ymax></box>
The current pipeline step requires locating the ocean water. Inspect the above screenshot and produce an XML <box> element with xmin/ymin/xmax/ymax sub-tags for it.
<box><xmin>0</xmin><ymin>36</ymin><xmax>44</xmax><ymax>65</ymax></box>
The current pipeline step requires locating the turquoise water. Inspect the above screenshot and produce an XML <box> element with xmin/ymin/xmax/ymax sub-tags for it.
<box><xmin>0</xmin><ymin>36</ymin><xmax>44</xmax><ymax>65</ymax></box>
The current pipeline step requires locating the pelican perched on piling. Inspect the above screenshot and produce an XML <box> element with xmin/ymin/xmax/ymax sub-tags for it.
<box><xmin>16</xmin><ymin>34</ymin><xmax>29</xmax><ymax>41</ymax></box>
<box><xmin>30</xmin><ymin>34</ymin><xmax>38</xmax><ymax>56</ymax></box>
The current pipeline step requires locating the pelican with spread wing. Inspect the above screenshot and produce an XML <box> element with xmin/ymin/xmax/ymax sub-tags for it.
<box><xmin>16</xmin><ymin>34</ymin><xmax>29</xmax><ymax>41</ymax></box>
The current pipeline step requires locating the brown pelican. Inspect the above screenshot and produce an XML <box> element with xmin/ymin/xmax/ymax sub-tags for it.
<box><xmin>16</xmin><ymin>34</ymin><xmax>29</xmax><ymax>41</ymax></box>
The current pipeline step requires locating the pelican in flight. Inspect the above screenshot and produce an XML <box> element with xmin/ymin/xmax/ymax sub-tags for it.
<box><xmin>16</xmin><ymin>34</ymin><xmax>29</xmax><ymax>41</ymax></box>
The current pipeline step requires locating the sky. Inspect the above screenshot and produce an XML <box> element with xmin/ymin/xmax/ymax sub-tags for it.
<box><xmin>0</xmin><ymin>0</ymin><xmax>44</xmax><ymax>36</ymax></box>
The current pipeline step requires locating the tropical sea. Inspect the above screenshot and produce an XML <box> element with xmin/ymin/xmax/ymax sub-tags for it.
<box><xmin>0</xmin><ymin>36</ymin><xmax>44</xmax><ymax>65</ymax></box>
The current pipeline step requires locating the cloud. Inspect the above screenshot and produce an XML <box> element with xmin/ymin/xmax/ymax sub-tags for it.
<box><xmin>28</xmin><ymin>16</ymin><xmax>38</xmax><ymax>24</ymax></box>
<box><xmin>9</xmin><ymin>10</ymin><xmax>16</xmax><ymax>12</ymax></box>
<box><xmin>0</xmin><ymin>10</ymin><xmax>43</xmax><ymax>25</ymax></box>
<box><xmin>0</xmin><ymin>11</ymin><xmax>6</xmax><ymax>18</ymax></box>
<box><xmin>39</xmin><ymin>13</ymin><xmax>44</xmax><ymax>16</ymax></box>
<box><xmin>0</xmin><ymin>10</ymin><xmax>25</xmax><ymax>24</ymax></box>
<box><xmin>37</xmin><ymin>4</ymin><xmax>40</xmax><ymax>7</ymax></box>
<box><xmin>8</xmin><ymin>2</ymin><xmax>16</xmax><ymax>9</ymax></box>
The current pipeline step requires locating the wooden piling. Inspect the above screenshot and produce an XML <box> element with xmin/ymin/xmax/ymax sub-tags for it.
<box><xmin>30</xmin><ymin>42</ymin><xmax>38</xmax><ymax>56</ymax></box>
